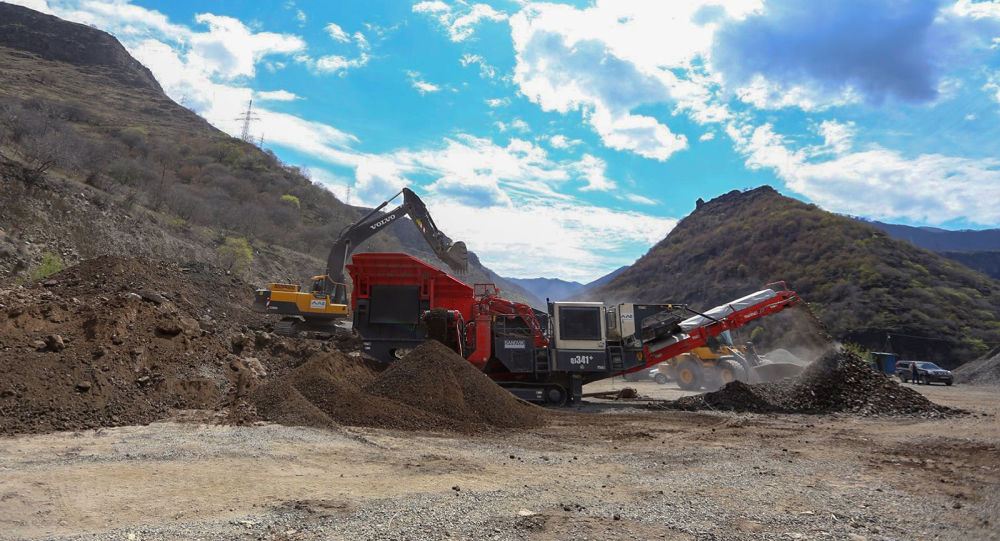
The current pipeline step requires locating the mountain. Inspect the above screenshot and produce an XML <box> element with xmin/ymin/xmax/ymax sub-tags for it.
<box><xmin>936</xmin><ymin>251</ymin><xmax>1000</xmax><ymax>281</ymax></box>
<box><xmin>0</xmin><ymin>3</ymin><xmax>532</xmax><ymax>303</ymax></box>
<box><xmin>588</xmin><ymin>187</ymin><xmax>1000</xmax><ymax>366</ymax></box>
<box><xmin>863</xmin><ymin>221</ymin><xmax>1000</xmax><ymax>280</ymax></box>
<box><xmin>0</xmin><ymin>2</ymin><xmax>161</xmax><ymax>91</ymax></box>
<box><xmin>505</xmin><ymin>277</ymin><xmax>584</xmax><ymax>303</ymax></box>
<box><xmin>504</xmin><ymin>265</ymin><xmax>629</xmax><ymax>304</ymax></box>
<box><xmin>582</xmin><ymin>265</ymin><xmax>627</xmax><ymax>291</ymax></box>
<box><xmin>866</xmin><ymin>220</ymin><xmax>1000</xmax><ymax>251</ymax></box>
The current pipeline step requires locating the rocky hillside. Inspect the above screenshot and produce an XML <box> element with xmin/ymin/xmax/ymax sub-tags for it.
<box><xmin>0</xmin><ymin>3</ymin><xmax>537</xmax><ymax>304</ymax></box>
<box><xmin>589</xmin><ymin>187</ymin><xmax>1000</xmax><ymax>365</ymax></box>
<box><xmin>0</xmin><ymin>2</ymin><xmax>161</xmax><ymax>91</ymax></box>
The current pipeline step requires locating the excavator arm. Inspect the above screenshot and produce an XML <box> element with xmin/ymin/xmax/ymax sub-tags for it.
<box><xmin>323</xmin><ymin>188</ymin><xmax>468</xmax><ymax>304</ymax></box>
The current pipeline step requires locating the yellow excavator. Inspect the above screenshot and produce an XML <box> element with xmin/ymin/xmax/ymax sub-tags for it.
<box><xmin>253</xmin><ymin>188</ymin><xmax>468</xmax><ymax>335</ymax></box>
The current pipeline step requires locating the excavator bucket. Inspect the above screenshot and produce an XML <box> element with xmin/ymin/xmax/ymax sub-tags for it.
<box><xmin>441</xmin><ymin>241</ymin><xmax>468</xmax><ymax>273</ymax></box>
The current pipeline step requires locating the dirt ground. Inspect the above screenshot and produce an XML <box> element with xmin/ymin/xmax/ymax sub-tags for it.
<box><xmin>1</xmin><ymin>383</ymin><xmax>997</xmax><ymax>540</ymax></box>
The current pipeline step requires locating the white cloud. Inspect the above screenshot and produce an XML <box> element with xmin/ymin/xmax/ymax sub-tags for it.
<box><xmin>506</xmin><ymin>1</ymin><xmax>756</xmax><ymax>161</ymax></box>
<box><xmin>730</xmin><ymin>122</ymin><xmax>1000</xmax><ymax>225</ymax></box>
<box><xmin>426</xmin><ymin>198</ymin><xmax>676</xmax><ymax>281</ymax></box>
<box><xmin>450</xmin><ymin>4</ymin><xmax>507</xmax><ymax>41</ymax></box>
<box><xmin>986</xmin><ymin>71</ymin><xmax>1000</xmax><ymax>104</ymax></box>
<box><xmin>295</xmin><ymin>9</ymin><xmax>306</xmax><ymax>25</ymax></box>
<box><xmin>187</xmin><ymin>13</ymin><xmax>305</xmax><ymax>80</ymax></box>
<box><xmin>306</xmin><ymin>166</ymin><xmax>353</xmax><ymax>202</ymax></box>
<box><xmin>734</xmin><ymin>74</ymin><xmax>862</xmax><ymax>111</ymax></box>
<box><xmin>413</xmin><ymin>80</ymin><xmax>441</xmax><ymax>94</ymax></box>
<box><xmin>413</xmin><ymin>1</ymin><xmax>508</xmax><ymax>42</ymax></box>
<box><xmin>699</xmin><ymin>132</ymin><xmax>715</xmax><ymax>142</ymax></box>
<box><xmin>255</xmin><ymin>89</ymin><xmax>300</xmax><ymax>101</ymax></box>
<box><xmin>485</xmin><ymin>97</ymin><xmax>509</xmax><ymax>108</ymax></box>
<box><xmin>300</xmin><ymin>53</ymin><xmax>371</xmax><ymax>75</ymax></box>
<box><xmin>459</xmin><ymin>53</ymin><xmax>498</xmax><ymax>79</ymax></box>
<box><xmin>814</xmin><ymin>120</ymin><xmax>854</xmax><ymax>155</ymax></box>
<box><xmin>407</xmin><ymin>71</ymin><xmax>441</xmax><ymax>95</ymax></box>
<box><xmin>412</xmin><ymin>1</ymin><xmax>450</xmax><ymax>14</ymax></box>
<box><xmin>574</xmin><ymin>154</ymin><xmax>616</xmax><ymax>191</ymax></box>
<box><xmin>494</xmin><ymin>118</ymin><xmax>530</xmax><ymax>133</ymax></box>
<box><xmin>548</xmin><ymin>134</ymin><xmax>581</xmax><ymax>149</ymax></box>
<box><xmin>6</xmin><ymin>0</ymin><xmax>54</xmax><ymax>14</ymax></box>
<box><xmin>324</xmin><ymin>22</ymin><xmax>351</xmax><ymax>42</ymax></box>
<box><xmin>618</xmin><ymin>193</ymin><xmax>659</xmax><ymax>206</ymax></box>
<box><xmin>354</xmin><ymin>31</ymin><xmax>370</xmax><ymax>50</ymax></box>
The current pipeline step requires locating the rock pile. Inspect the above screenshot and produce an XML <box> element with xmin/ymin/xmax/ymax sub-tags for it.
<box><xmin>665</xmin><ymin>350</ymin><xmax>956</xmax><ymax>417</ymax></box>
<box><xmin>250</xmin><ymin>341</ymin><xmax>544</xmax><ymax>433</ymax></box>
<box><xmin>954</xmin><ymin>347</ymin><xmax>1000</xmax><ymax>386</ymax></box>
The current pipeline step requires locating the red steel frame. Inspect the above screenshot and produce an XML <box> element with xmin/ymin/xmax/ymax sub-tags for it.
<box><xmin>347</xmin><ymin>253</ymin><xmax>474</xmax><ymax>320</ymax></box>
<box><xmin>638</xmin><ymin>283</ymin><xmax>801</xmax><ymax>368</ymax></box>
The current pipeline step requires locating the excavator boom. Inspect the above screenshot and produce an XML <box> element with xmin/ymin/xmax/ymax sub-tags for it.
<box><xmin>323</xmin><ymin>188</ymin><xmax>467</xmax><ymax>304</ymax></box>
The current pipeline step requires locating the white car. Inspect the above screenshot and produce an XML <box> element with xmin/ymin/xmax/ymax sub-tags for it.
<box><xmin>648</xmin><ymin>367</ymin><xmax>669</xmax><ymax>384</ymax></box>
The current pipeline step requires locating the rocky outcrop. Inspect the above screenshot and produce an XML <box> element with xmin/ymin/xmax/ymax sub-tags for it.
<box><xmin>0</xmin><ymin>2</ymin><xmax>162</xmax><ymax>91</ymax></box>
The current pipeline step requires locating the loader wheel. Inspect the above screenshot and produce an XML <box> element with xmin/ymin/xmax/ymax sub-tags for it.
<box><xmin>718</xmin><ymin>359</ymin><xmax>746</xmax><ymax>385</ymax></box>
<box><xmin>675</xmin><ymin>359</ymin><xmax>704</xmax><ymax>391</ymax></box>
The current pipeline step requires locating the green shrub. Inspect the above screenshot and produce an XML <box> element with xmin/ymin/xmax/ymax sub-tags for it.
<box><xmin>280</xmin><ymin>194</ymin><xmax>301</xmax><ymax>209</ymax></box>
<box><xmin>217</xmin><ymin>236</ymin><xmax>253</xmax><ymax>274</ymax></box>
<box><xmin>30</xmin><ymin>252</ymin><xmax>64</xmax><ymax>280</ymax></box>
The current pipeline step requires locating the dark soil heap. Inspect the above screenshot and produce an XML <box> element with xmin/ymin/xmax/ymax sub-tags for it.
<box><xmin>666</xmin><ymin>350</ymin><xmax>955</xmax><ymax>417</ymax></box>
<box><xmin>250</xmin><ymin>341</ymin><xmax>544</xmax><ymax>433</ymax></box>
<box><xmin>1</xmin><ymin>256</ymin><xmax>302</xmax><ymax>435</ymax></box>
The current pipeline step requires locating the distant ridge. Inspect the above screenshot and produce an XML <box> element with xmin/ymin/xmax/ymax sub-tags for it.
<box><xmin>588</xmin><ymin>186</ymin><xmax>1000</xmax><ymax>364</ymax></box>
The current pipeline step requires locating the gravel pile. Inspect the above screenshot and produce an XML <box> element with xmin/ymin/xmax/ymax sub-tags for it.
<box><xmin>251</xmin><ymin>340</ymin><xmax>545</xmax><ymax>433</ymax></box>
<box><xmin>664</xmin><ymin>350</ymin><xmax>956</xmax><ymax>416</ymax></box>
<box><xmin>954</xmin><ymin>347</ymin><xmax>1000</xmax><ymax>385</ymax></box>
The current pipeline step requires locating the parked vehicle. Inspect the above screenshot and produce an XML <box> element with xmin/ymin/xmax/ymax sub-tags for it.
<box><xmin>896</xmin><ymin>360</ymin><xmax>954</xmax><ymax>385</ymax></box>
<box><xmin>648</xmin><ymin>367</ymin><xmax>669</xmax><ymax>384</ymax></box>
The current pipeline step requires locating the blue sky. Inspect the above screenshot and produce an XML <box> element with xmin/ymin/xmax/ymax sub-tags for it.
<box><xmin>11</xmin><ymin>0</ymin><xmax>1000</xmax><ymax>281</ymax></box>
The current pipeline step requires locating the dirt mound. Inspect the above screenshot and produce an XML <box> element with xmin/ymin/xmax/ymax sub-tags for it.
<box><xmin>250</xmin><ymin>341</ymin><xmax>544</xmax><ymax>433</ymax></box>
<box><xmin>664</xmin><ymin>350</ymin><xmax>955</xmax><ymax>417</ymax></box>
<box><xmin>954</xmin><ymin>348</ymin><xmax>1000</xmax><ymax>386</ymax></box>
<box><xmin>0</xmin><ymin>255</ymin><xmax>321</xmax><ymax>435</ymax></box>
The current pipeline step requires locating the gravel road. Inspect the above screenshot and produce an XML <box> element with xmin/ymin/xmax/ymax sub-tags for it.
<box><xmin>1</xmin><ymin>385</ymin><xmax>997</xmax><ymax>540</ymax></box>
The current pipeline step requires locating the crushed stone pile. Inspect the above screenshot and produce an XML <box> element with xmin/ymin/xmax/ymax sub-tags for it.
<box><xmin>954</xmin><ymin>347</ymin><xmax>1000</xmax><ymax>386</ymax></box>
<box><xmin>250</xmin><ymin>341</ymin><xmax>544</xmax><ymax>433</ymax></box>
<box><xmin>0</xmin><ymin>256</ymin><xmax>332</xmax><ymax>435</ymax></box>
<box><xmin>663</xmin><ymin>350</ymin><xmax>956</xmax><ymax>417</ymax></box>
<box><xmin>763</xmin><ymin>348</ymin><xmax>808</xmax><ymax>366</ymax></box>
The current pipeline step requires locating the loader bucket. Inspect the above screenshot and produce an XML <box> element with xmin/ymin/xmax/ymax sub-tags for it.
<box><xmin>750</xmin><ymin>362</ymin><xmax>804</xmax><ymax>382</ymax></box>
<box><xmin>442</xmin><ymin>241</ymin><xmax>469</xmax><ymax>273</ymax></box>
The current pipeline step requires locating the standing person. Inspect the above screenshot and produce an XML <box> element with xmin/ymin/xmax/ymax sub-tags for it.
<box><xmin>910</xmin><ymin>361</ymin><xmax>920</xmax><ymax>384</ymax></box>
